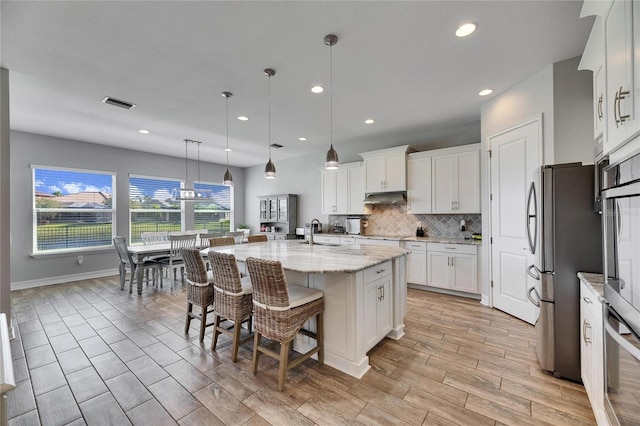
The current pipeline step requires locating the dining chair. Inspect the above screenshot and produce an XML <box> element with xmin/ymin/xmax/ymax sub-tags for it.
<box><xmin>227</xmin><ymin>231</ymin><xmax>246</xmax><ymax>244</ymax></box>
<box><xmin>181</xmin><ymin>247</ymin><xmax>215</xmax><ymax>342</ymax></box>
<box><xmin>247</xmin><ymin>234</ymin><xmax>268</xmax><ymax>243</ymax></box>
<box><xmin>245</xmin><ymin>257</ymin><xmax>324</xmax><ymax>391</ymax></box>
<box><xmin>140</xmin><ymin>231</ymin><xmax>169</xmax><ymax>245</ymax></box>
<box><xmin>210</xmin><ymin>236</ymin><xmax>235</xmax><ymax>247</ymax></box>
<box><xmin>198</xmin><ymin>231</ymin><xmax>222</xmax><ymax>248</ymax></box>
<box><xmin>159</xmin><ymin>233</ymin><xmax>197</xmax><ymax>289</ymax></box>
<box><xmin>209</xmin><ymin>251</ymin><xmax>253</xmax><ymax>361</ymax></box>
<box><xmin>113</xmin><ymin>236</ymin><xmax>160</xmax><ymax>293</ymax></box>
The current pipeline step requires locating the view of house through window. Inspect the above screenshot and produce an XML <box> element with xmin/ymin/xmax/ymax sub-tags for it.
<box><xmin>33</xmin><ymin>166</ymin><xmax>115</xmax><ymax>253</ymax></box>
<box><xmin>194</xmin><ymin>181</ymin><xmax>233</xmax><ymax>233</ymax></box>
<box><xmin>129</xmin><ymin>175</ymin><xmax>183</xmax><ymax>244</ymax></box>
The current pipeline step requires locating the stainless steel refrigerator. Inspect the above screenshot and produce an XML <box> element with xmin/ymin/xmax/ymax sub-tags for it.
<box><xmin>526</xmin><ymin>163</ymin><xmax>602</xmax><ymax>382</ymax></box>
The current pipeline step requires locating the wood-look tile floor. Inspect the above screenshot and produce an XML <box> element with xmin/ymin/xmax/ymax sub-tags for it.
<box><xmin>7</xmin><ymin>277</ymin><xmax>596</xmax><ymax>425</ymax></box>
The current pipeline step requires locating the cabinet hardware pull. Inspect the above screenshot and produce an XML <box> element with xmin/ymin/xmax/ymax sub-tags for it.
<box><xmin>597</xmin><ymin>94</ymin><xmax>603</xmax><ymax>120</ymax></box>
<box><xmin>618</xmin><ymin>87</ymin><xmax>630</xmax><ymax>123</ymax></box>
<box><xmin>444</xmin><ymin>247</ymin><xmax>456</xmax><ymax>250</ymax></box>
<box><xmin>381</xmin><ymin>286</ymin><xmax>384</xmax><ymax>300</ymax></box>
<box><xmin>582</xmin><ymin>296</ymin><xmax>592</xmax><ymax>304</ymax></box>
<box><xmin>614</xmin><ymin>89</ymin><xmax>620</xmax><ymax>127</ymax></box>
<box><xmin>583</xmin><ymin>320</ymin><xmax>592</xmax><ymax>344</ymax></box>
<box><xmin>376</xmin><ymin>269</ymin><xmax>386</xmax><ymax>274</ymax></box>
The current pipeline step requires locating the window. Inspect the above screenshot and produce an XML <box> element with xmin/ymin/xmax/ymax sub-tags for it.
<box><xmin>194</xmin><ymin>181</ymin><xmax>233</xmax><ymax>233</ymax></box>
<box><xmin>33</xmin><ymin>166</ymin><xmax>115</xmax><ymax>254</ymax></box>
<box><xmin>129</xmin><ymin>175</ymin><xmax>183</xmax><ymax>244</ymax></box>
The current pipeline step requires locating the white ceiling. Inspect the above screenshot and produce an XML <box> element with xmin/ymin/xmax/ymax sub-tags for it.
<box><xmin>1</xmin><ymin>1</ymin><xmax>593</xmax><ymax>168</ymax></box>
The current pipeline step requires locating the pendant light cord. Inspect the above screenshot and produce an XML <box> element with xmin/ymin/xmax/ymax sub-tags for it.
<box><xmin>268</xmin><ymin>72</ymin><xmax>272</xmax><ymax>160</ymax></box>
<box><xmin>196</xmin><ymin>140</ymin><xmax>200</xmax><ymax>185</ymax></box>
<box><xmin>184</xmin><ymin>139</ymin><xmax>188</xmax><ymax>189</ymax></box>
<box><xmin>329</xmin><ymin>39</ymin><xmax>333</xmax><ymax>147</ymax></box>
<box><xmin>226</xmin><ymin>95</ymin><xmax>229</xmax><ymax>166</ymax></box>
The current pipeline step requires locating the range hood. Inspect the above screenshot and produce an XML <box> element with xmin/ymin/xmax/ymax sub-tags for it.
<box><xmin>363</xmin><ymin>192</ymin><xmax>406</xmax><ymax>205</ymax></box>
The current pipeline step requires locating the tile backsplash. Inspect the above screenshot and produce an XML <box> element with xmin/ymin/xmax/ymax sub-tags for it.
<box><xmin>329</xmin><ymin>204</ymin><xmax>481</xmax><ymax>239</ymax></box>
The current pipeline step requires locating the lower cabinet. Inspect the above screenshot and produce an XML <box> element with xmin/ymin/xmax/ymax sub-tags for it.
<box><xmin>363</xmin><ymin>261</ymin><xmax>393</xmax><ymax>351</ymax></box>
<box><xmin>580</xmin><ymin>281</ymin><xmax>606</xmax><ymax>425</ymax></box>
<box><xmin>405</xmin><ymin>241</ymin><xmax>427</xmax><ymax>286</ymax></box>
<box><xmin>426</xmin><ymin>243</ymin><xmax>478</xmax><ymax>293</ymax></box>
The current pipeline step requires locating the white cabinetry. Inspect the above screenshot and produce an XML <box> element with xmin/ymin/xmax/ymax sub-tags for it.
<box><xmin>355</xmin><ymin>237</ymin><xmax>401</xmax><ymax>248</ymax></box>
<box><xmin>407</xmin><ymin>153</ymin><xmax>432</xmax><ymax>214</ymax></box>
<box><xmin>363</xmin><ymin>261</ymin><xmax>393</xmax><ymax>350</ymax></box>
<box><xmin>431</xmin><ymin>148</ymin><xmax>480</xmax><ymax>214</ymax></box>
<box><xmin>580</xmin><ymin>281</ymin><xmax>607</xmax><ymax>425</ymax></box>
<box><xmin>360</xmin><ymin>145</ymin><xmax>412</xmax><ymax>193</ymax></box>
<box><xmin>426</xmin><ymin>243</ymin><xmax>478</xmax><ymax>293</ymax></box>
<box><xmin>580</xmin><ymin>15</ymin><xmax>608</xmax><ymax>144</ymax></box>
<box><xmin>405</xmin><ymin>241</ymin><xmax>427</xmax><ymax>286</ymax></box>
<box><xmin>321</xmin><ymin>162</ymin><xmax>365</xmax><ymax>215</ymax></box>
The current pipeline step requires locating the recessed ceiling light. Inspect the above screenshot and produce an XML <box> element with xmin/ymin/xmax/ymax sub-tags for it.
<box><xmin>478</xmin><ymin>89</ymin><xmax>493</xmax><ymax>96</ymax></box>
<box><xmin>138</xmin><ymin>129</ymin><xmax>150</xmax><ymax>134</ymax></box>
<box><xmin>456</xmin><ymin>22</ymin><xmax>477</xmax><ymax>37</ymax></box>
<box><xmin>225</xmin><ymin>148</ymin><xmax>232</xmax><ymax>152</ymax></box>
<box><xmin>311</xmin><ymin>86</ymin><xmax>324</xmax><ymax>94</ymax></box>
<box><xmin>237</xmin><ymin>116</ymin><xmax>249</xmax><ymax>121</ymax></box>
<box><xmin>364</xmin><ymin>119</ymin><xmax>375</xmax><ymax>124</ymax></box>
<box><xmin>298</xmin><ymin>137</ymin><xmax>307</xmax><ymax>141</ymax></box>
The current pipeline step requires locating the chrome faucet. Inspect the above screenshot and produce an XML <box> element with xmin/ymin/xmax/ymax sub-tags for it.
<box><xmin>309</xmin><ymin>218</ymin><xmax>320</xmax><ymax>245</ymax></box>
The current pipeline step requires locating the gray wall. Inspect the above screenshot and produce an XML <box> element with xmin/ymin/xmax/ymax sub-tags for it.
<box><xmin>10</xmin><ymin>130</ymin><xmax>245</xmax><ymax>286</ymax></box>
<box><xmin>1</xmin><ymin>69</ymin><xmax>10</xmax><ymax>318</ymax></box>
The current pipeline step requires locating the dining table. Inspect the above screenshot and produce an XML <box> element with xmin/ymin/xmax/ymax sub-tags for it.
<box><xmin>127</xmin><ymin>243</ymin><xmax>173</xmax><ymax>295</ymax></box>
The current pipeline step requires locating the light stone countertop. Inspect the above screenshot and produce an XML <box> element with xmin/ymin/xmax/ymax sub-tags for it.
<box><xmin>319</xmin><ymin>234</ymin><xmax>481</xmax><ymax>245</ymax></box>
<box><xmin>207</xmin><ymin>240</ymin><xmax>409</xmax><ymax>274</ymax></box>
<box><xmin>578</xmin><ymin>272</ymin><xmax>605</xmax><ymax>300</ymax></box>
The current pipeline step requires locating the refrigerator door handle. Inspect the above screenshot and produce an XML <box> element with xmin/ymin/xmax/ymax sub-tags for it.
<box><xmin>526</xmin><ymin>181</ymin><xmax>538</xmax><ymax>255</ymax></box>
<box><xmin>527</xmin><ymin>286</ymin><xmax>541</xmax><ymax>307</ymax></box>
<box><xmin>527</xmin><ymin>264</ymin><xmax>541</xmax><ymax>280</ymax></box>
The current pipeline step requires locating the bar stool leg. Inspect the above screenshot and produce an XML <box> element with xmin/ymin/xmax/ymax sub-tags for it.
<box><xmin>317</xmin><ymin>312</ymin><xmax>324</xmax><ymax>365</ymax></box>
<box><xmin>277</xmin><ymin>341</ymin><xmax>290</xmax><ymax>392</ymax></box>
<box><xmin>252</xmin><ymin>333</ymin><xmax>261</xmax><ymax>374</ymax></box>
<box><xmin>184</xmin><ymin>302</ymin><xmax>193</xmax><ymax>334</ymax></box>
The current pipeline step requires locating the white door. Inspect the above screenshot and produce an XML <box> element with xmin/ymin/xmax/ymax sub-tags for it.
<box><xmin>456</xmin><ymin>151</ymin><xmax>480</xmax><ymax>213</ymax></box>
<box><xmin>384</xmin><ymin>152</ymin><xmax>407</xmax><ymax>191</ymax></box>
<box><xmin>431</xmin><ymin>155</ymin><xmax>454</xmax><ymax>213</ymax></box>
<box><xmin>489</xmin><ymin>117</ymin><xmax>541</xmax><ymax>324</ymax></box>
<box><xmin>321</xmin><ymin>170</ymin><xmax>337</xmax><ymax>214</ymax></box>
<box><xmin>336</xmin><ymin>168</ymin><xmax>349</xmax><ymax>214</ymax></box>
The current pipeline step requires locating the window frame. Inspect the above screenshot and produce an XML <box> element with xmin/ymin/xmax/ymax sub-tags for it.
<box><xmin>32</xmin><ymin>165</ymin><xmax>116</xmax><ymax>255</ymax></box>
<box><xmin>193</xmin><ymin>180</ymin><xmax>234</xmax><ymax>233</ymax></box>
<box><xmin>128</xmin><ymin>174</ymin><xmax>185</xmax><ymax>244</ymax></box>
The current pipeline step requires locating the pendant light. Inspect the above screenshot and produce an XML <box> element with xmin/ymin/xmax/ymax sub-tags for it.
<box><xmin>264</xmin><ymin>68</ymin><xmax>276</xmax><ymax>179</ymax></box>
<box><xmin>171</xmin><ymin>139</ymin><xmax>214</xmax><ymax>201</ymax></box>
<box><xmin>221</xmin><ymin>91</ymin><xmax>233</xmax><ymax>186</ymax></box>
<box><xmin>324</xmin><ymin>34</ymin><xmax>339</xmax><ymax>170</ymax></box>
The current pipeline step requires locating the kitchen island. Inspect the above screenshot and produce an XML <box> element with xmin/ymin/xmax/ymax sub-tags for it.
<box><xmin>208</xmin><ymin>240</ymin><xmax>408</xmax><ymax>378</ymax></box>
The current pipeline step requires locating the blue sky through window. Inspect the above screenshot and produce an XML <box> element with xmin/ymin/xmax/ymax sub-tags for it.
<box><xmin>35</xmin><ymin>169</ymin><xmax>112</xmax><ymax>196</ymax></box>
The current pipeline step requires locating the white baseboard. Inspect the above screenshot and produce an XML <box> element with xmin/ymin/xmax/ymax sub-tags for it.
<box><xmin>11</xmin><ymin>268</ymin><xmax>118</xmax><ymax>290</ymax></box>
<box><xmin>481</xmin><ymin>294</ymin><xmax>490</xmax><ymax>306</ymax></box>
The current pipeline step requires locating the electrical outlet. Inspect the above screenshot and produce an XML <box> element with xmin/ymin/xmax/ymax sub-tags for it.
<box><xmin>77</xmin><ymin>255</ymin><xmax>83</xmax><ymax>265</ymax></box>
<box><xmin>459</xmin><ymin>219</ymin><xmax>466</xmax><ymax>232</ymax></box>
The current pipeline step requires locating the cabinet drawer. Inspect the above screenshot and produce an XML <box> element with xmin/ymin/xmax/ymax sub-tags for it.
<box><xmin>340</xmin><ymin>236</ymin><xmax>356</xmax><ymax>245</ymax></box>
<box><xmin>313</xmin><ymin>235</ymin><xmax>340</xmax><ymax>245</ymax></box>
<box><xmin>580</xmin><ymin>282</ymin><xmax>602</xmax><ymax>319</ymax></box>
<box><xmin>405</xmin><ymin>241</ymin><xmax>427</xmax><ymax>251</ymax></box>
<box><xmin>427</xmin><ymin>243</ymin><xmax>477</xmax><ymax>255</ymax></box>
<box><xmin>364</xmin><ymin>260</ymin><xmax>392</xmax><ymax>282</ymax></box>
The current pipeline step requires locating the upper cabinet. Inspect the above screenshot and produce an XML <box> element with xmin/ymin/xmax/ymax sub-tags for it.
<box><xmin>407</xmin><ymin>152</ymin><xmax>432</xmax><ymax>214</ymax></box>
<box><xmin>581</xmin><ymin>0</ymin><xmax>640</xmax><ymax>157</ymax></box>
<box><xmin>360</xmin><ymin>145</ymin><xmax>413</xmax><ymax>193</ymax></box>
<box><xmin>431</xmin><ymin>145</ymin><xmax>480</xmax><ymax>214</ymax></box>
<box><xmin>321</xmin><ymin>162</ymin><xmax>366</xmax><ymax>215</ymax></box>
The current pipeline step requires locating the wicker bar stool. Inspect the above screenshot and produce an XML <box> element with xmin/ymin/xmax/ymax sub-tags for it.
<box><xmin>180</xmin><ymin>248</ymin><xmax>215</xmax><ymax>342</ymax></box>
<box><xmin>210</xmin><ymin>236</ymin><xmax>235</xmax><ymax>247</ymax></box>
<box><xmin>208</xmin><ymin>251</ymin><xmax>254</xmax><ymax>361</ymax></box>
<box><xmin>247</xmin><ymin>234</ymin><xmax>268</xmax><ymax>243</ymax></box>
<box><xmin>245</xmin><ymin>257</ymin><xmax>324</xmax><ymax>391</ymax></box>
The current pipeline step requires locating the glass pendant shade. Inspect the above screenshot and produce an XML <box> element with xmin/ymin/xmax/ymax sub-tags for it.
<box><xmin>264</xmin><ymin>158</ymin><xmax>276</xmax><ymax>179</ymax></box>
<box><xmin>171</xmin><ymin>139</ymin><xmax>213</xmax><ymax>201</ymax></box>
<box><xmin>325</xmin><ymin>144</ymin><xmax>339</xmax><ymax>170</ymax></box>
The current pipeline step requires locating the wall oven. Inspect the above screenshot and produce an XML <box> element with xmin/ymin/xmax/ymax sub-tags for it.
<box><xmin>602</xmin><ymin>149</ymin><xmax>640</xmax><ymax>425</ymax></box>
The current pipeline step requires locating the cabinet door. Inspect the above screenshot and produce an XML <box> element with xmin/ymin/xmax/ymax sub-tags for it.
<box><xmin>348</xmin><ymin>166</ymin><xmax>365</xmax><ymax>214</ymax></box>
<box><xmin>363</xmin><ymin>280</ymin><xmax>381</xmax><ymax>349</ymax></box>
<box><xmin>336</xmin><ymin>168</ymin><xmax>349</xmax><ymax>214</ymax></box>
<box><xmin>407</xmin><ymin>249</ymin><xmax>427</xmax><ymax>285</ymax></box>
<box><xmin>580</xmin><ymin>294</ymin><xmax>595</xmax><ymax>397</ymax></box>
<box><xmin>377</xmin><ymin>275</ymin><xmax>393</xmax><ymax>337</ymax></box>
<box><xmin>450</xmin><ymin>254</ymin><xmax>478</xmax><ymax>293</ymax></box>
<box><xmin>259</xmin><ymin>198</ymin><xmax>268</xmax><ymax>220</ymax></box>
<box><xmin>364</xmin><ymin>156</ymin><xmax>386</xmax><ymax>193</ymax></box>
<box><xmin>594</xmin><ymin>63</ymin><xmax>607</xmax><ymax>142</ymax></box>
<box><xmin>431</xmin><ymin>155</ymin><xmax>454</xmax><ymax>213</ymax></box>
<box><xmin>277</xmin><ymin>197</ymin><xmax>288</xmax><ymax>221</ymax></box>
<box><xmin>455</xmin><ymin>151</ymin><xmax>480</xmax><ymax>213</ymax></box>
<box><xmin>407</xmin><ymin>157</ymin><xmax>432</xmax><ymax>214</ymax></box>
<box><xmin>384</xmin><ymin>152</ymin><xmax>407</xmax><ymax>192</ymax></box>
<box><xmin>605</xmin><ymin>0</ymin><xmax>634</xmax><ymax>153</ymax></box>
<box><xmin>322</xmin><ymin>171</ymin><xmax>337</xmax><ymax>214</ymax></box>
<box><xmin>268</xmin><ymin>198</ymin><xmax>278</xmax><ymax>220</ymax></box>
<box><xmin>427</xmin><ymin>251</ymin><xmax>450</xmax><ymax>289</ymax></box>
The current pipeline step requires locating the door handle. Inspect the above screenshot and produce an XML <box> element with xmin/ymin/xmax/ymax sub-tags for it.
<box><xmin>527</xmin><ymin>286</ymin><xmax>541</xmax><ymax>307</ymax></box>
<box><xmin>618</xmin><ymin>86</ymin><xmax>630</xmax><ymax>123</ymax></box>
<box><xmin>527</xmin><ymin>264</ymin><xmax>541</xmax><ymax>280</ymax></box>
<box><xmin>614</xmin><ymin>89</ymin><xmax>620</xmax><ymax>127</ymax></box>
<box><xmin>526</xmin><ymin>182</ymin><xmax>537</xmax><ymax>255</ymax></box>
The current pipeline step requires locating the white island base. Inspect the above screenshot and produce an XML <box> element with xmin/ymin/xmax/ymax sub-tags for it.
<box><xmin>283</xmin><ymin>257</ymin><xmax>406</xmax><ymax>379</ymax></box>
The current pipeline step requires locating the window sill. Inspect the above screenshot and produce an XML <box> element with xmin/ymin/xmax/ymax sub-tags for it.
<box><xmin>30</xmin><ymin>246</ymin><xmax>114</xmax><ymax>259</ymax></box>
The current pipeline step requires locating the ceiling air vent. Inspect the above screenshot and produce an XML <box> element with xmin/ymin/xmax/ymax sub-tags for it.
<box><xmin>101</xmin><ymin>96</ymin><xmax>136</xmax><ymax>110</ymax></box>
<box><xmin>270</xmin><ymin>143</ymin><xmax>283</xmax><ymax>149</ymax></box>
